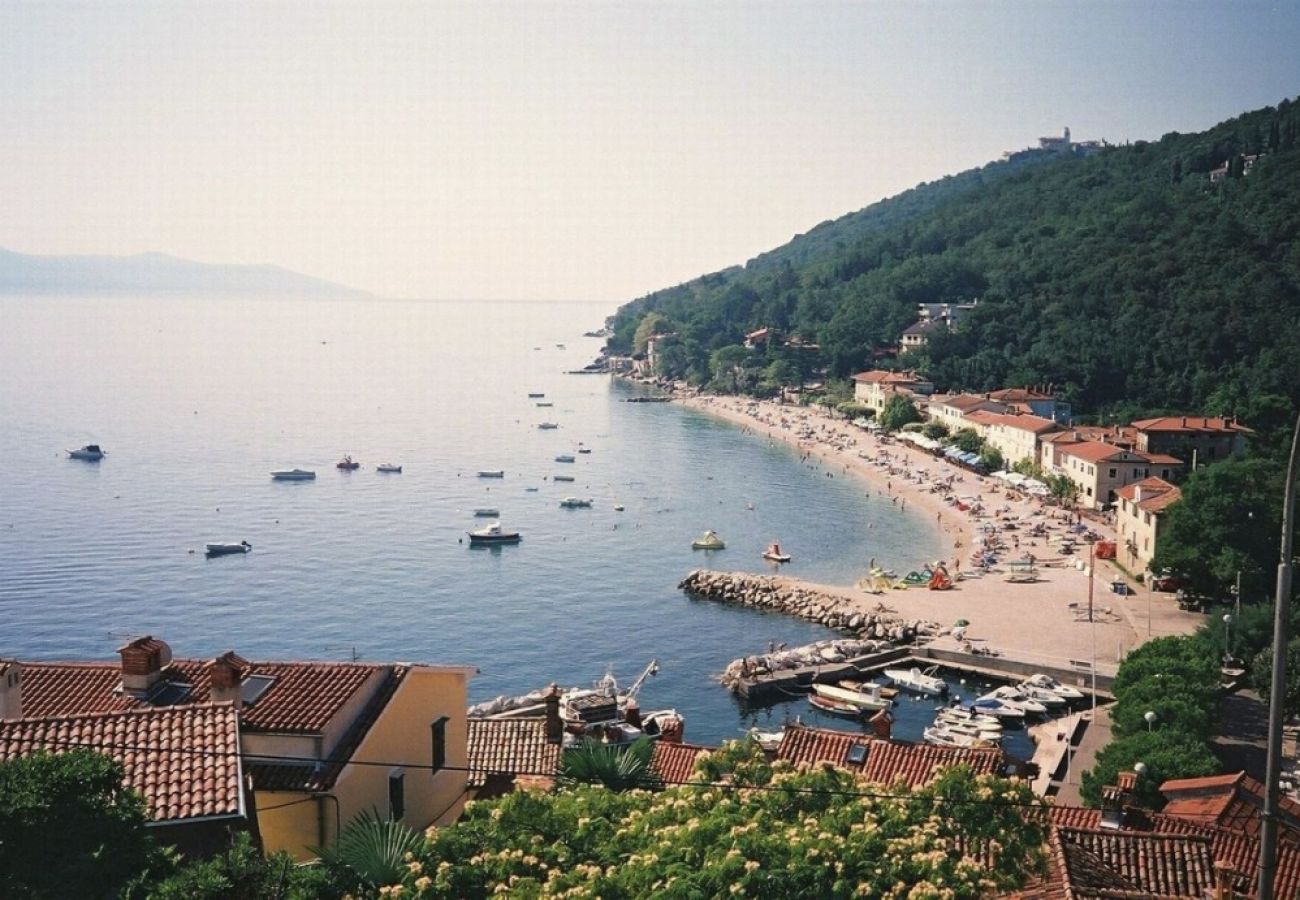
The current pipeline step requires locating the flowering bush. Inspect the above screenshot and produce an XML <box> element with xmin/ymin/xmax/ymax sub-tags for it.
<box><xmin>385</xmin><ymin>739</ymin><xmax>1047</xmax><ymax>898</ymax></box>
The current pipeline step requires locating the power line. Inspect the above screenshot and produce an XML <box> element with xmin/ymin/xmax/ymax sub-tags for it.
<box><xmin>0</xmin><ymin>731</ymin><xmax>1236</xmax><ymax>821</ymax></box>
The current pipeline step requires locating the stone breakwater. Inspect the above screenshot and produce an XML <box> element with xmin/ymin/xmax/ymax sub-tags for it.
<box><xmin>678</xmin><ymin>569</ymin><xmax>939</xmax><ymax>641</ymax></box>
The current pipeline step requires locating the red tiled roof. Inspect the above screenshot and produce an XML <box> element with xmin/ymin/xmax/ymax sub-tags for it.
<box><xmin>989</xmin><ymin>413</ymin><xmax>1062</xmax><ymax>435</ymax></box>
<box><xmin>989</xmin><ymin>388</ymin><xmax>1055</xmax><ymax>402</ymax></box>
<box><xmin>1131</xmin><ymin>417</ymin><xmax>1253</xmax><ymax>435</ymax></box>
<box><xmin>965</xmin><ymin>409</ymin><xmax>1003</xmax><ymax>426</ymax></box>
<box><xmin>1159</xmin><ymin>771</ymin><xmax>1300</xmax><ymax>843</ymax></box>
<box><xmin>932</xmin><ymin>393</ymin><xmax>1007</xmax><ymax>413</ymax></box>
<box><xmin>1115</xmin><ymin>477</ymin><xmax>1182</xmax><ymax>513</ymax></box>
<box><xmin>852</xmin><ymin>370</ymin><xmax>925</xmax><ymax>385</ymax></box>
<box><xmin>21</xmin><ymin>658</ymin><xmax>384</xmax><ymax>734</ymax></box>
<box><xmin>465</xmin><ymin>717</ymin><xmax>563</xmax><ymax>789</ymax></box>
<box><xmin>774</xmin><ymin>725</ymin><xmax>1002</xmax><ymax>788</ymax></box>
<box><xmin>1059</xmin><ymin>441</ymin><xmax>1138</xmax><ymax>464</ymax></box>
<box><xmin>651</xmin><ymin>741</ymin><xmax>710</xmax><ymax>785</ymax></box>
<box><xmin>1051</xmin><ymin>827</ymin><xmax>1218</xmax><ymax>898</ymax></box>
<box><xmin>0</xmin><ymin>704</ymin><xmax>242</xmax><ymax>823</ymax></box>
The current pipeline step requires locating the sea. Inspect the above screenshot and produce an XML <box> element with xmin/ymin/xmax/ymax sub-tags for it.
<box><xmin>0</xmin><ymin>295</ymin><xmax>1034</xmax><ymax>754</ymax></box>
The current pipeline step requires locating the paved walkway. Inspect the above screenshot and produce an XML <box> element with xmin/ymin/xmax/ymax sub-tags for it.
<box><xmin>1054</xmin><ymin>704</ymin><xmax>1112</xmax><ymax>806</ymax></box>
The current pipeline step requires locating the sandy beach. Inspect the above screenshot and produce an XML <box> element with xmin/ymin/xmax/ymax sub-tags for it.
<box><xmin>676</xmin><ymin>392</ymin><xmax>1203</xmax><ymax>670</ymax></box>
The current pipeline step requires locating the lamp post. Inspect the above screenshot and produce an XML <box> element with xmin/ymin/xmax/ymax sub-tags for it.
<box><xmin>1223</xmin><ymin>613</ymin><xmax>1234</xmax><ymax>665</ymax></box>
<box><xmin>1259</xmin><ymin>412</ymin><xmax>1300</xmax><ymax>900</ymax></box>
<box><xmin>1144</xmin><ymin>710</ymin><xmax>1157</xmax><ymax>733</ymax></box>
<box><xmin>1147</xmin><ymin>569</ymin><xmax>1154</xmax><ymax>637</ymax></box>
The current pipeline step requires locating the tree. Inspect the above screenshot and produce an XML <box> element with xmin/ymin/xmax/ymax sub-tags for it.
<box><xmin>1046</xmin><ymin>473</ymin><xmax>1080</xmax><ymax>506</ymax></box>
<box><xmin>760</xmin><ymin>358</ymin><xmax>800</xmax><ymax>391</ymax></box>
<box><xmin>709</xmin><ymin>344</ymin><xmax>750</xmax><ymax>381</ymax></box>
<box><xmin>922</xmin><ymin>421</ymin><xmax>950</xmax><ymax>441</ymax></box>
<box><xmin>632</xmin><ymin>312</ymin><xmax>672</xmax><ymax>355</ymax></box>
<box><xmin>1081</xmin><ymin>730</ymin><xmax>1220</xmax><ymax>809</ymax></box>
<box><xmin>146</xmin><ymin>832</ymin><xmax>328</xmax><ymax>900</ymax></box>
<box><xmin>404</xmin><ymin>741</ymin><xmax>1048</xmax><ymax>898</ymax></box>
<box><xmin>949</xmin><ymin>427</ymin><xmax>984</xmax><ymax>455</ymax></box>
<box><xmin>315</xmin><ymin>809</ymin><xmax>425</xmax><ymax>891</ymax></box>
<box><xmin>557</xmin><ymin>737</ymin><xmax>661</xmax><ymax>792</ymax></box>
<box><xmin>980</xmin><ymin>446</ymin><xmax>1005</xmax><ymax>471</ymax></box>
<box><xmin>0</xmin><ymin>750</ymin><xmax>165</xmax><ymax>900</ymax></box>
<box><xmin>878</xmin><ymin>394</ymin><xmax>921</xmax><ymax>431</ymax></box>
<box><xmin>1250</xmin><ymin>639</ymin><xmax>1300</xmax><ymax>719</ymax></box>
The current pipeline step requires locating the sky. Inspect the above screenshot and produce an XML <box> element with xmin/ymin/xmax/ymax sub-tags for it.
<box><xmin>1</xmin><ymin>2</ymin><xmax>1297</xmax><ymax>303</ymax></box>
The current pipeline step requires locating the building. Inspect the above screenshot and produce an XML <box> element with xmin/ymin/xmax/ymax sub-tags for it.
<box><xmin>986</xmin><ymin>387</ymin><xmax>1072</xmax><ymax>425</ymax></box>
<box><xmin>851</xmin><ymin>370</ymin><xmax>934</xmax><ymax>413</ymax></box>
<box><xmin>926</xmin><ymin>393</ymin><xmax>1010</xmax><ymax>433</ymax></box>
<box><xmin>774</xmin><ymin>724</ymin><xmax>1009</xmax><ymax>786</ymax></box>
<box><xmin>1159</xmin><ymin>771</ymin><xmax>1300</xmax><ymax>844</ymax></box>
<box><xmin>1114</xmin><ymin>477</ymin><xmax>1182</xmax><ymax>575</ymax></box>
<box><xmin>898</xmin><ymin>302</ymin><xmax>978</xmax><ymax>355</ymax></box>
<box><xmin>1039</xmin><ymin>127</ymin><xmax>1072</xmax><ymax>152</ymax></box>
<box><xmin>898</xmin><ymin>317</ymin><xmax>946</xmax><ymax>354</ymax></box>
<box><xmin>1048</xmin><ymin>439</ymin><xmax>1182</xmax><ymax>509</ymax></box>
<box><xmin>967</xmin><ymin>412</ymin><xmax>1063</xmax><ymax>467</ymax></box>
<box><xmin>11</xmin><ymin>638</ymin><xmax>475</xmax><ymax>861</ymax></box>
<box><xmin>0</xmin><ymin>691</ymin><xmax>254</xmax><ymax>857</ymax></box>
<box><xmin>1131</xmin><ymin>416</ymin><xmax>1252</xmax><ymax>465</ymax></box>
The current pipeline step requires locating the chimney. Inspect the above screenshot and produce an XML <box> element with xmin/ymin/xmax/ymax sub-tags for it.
<box><xmin>658</xmin><ymin>716</ymin><xmax>683</xmax><ymax>744</ymax></box>
<box><xmin>0</xmin><ymin>660</ymin><xmax>22</xmax><ymax>720</ymax></box>
<box><xmin>1181</xmin><ymin>416</ymin><xmax>1187</xmax><ymax>427</ymax></box>
<box><xmin>543</xmin><ymin>683</ymin><xmax>563</xmax><ymax>744</ymax></box>
<box><xmin>624</xmin><ymin>698</ymin><xmax>643</xmax><ymax>729</ymax></box>
<box><xmin>869</xmin><ymin>708</ymin><xmax>893</xmax><ymax>741</ymax></box>
<box><xmin>1211</xmin><ymin>860</ymin><xmax>1235</xmax><ymax>900</ymax></box>
<box><xmin>117</xmin><ymin>636</ymin><xmax>172</xmax><ymax>698</ymax></box>
<box><xmin>206</xmin><ymin>651</ymin><xmax>249</xmax><ymax>706</ymax></box>
<box><xmin>1134</xmin><ymin>486</ymin><xmax>1143</xmax><ymax>502</ymax></box>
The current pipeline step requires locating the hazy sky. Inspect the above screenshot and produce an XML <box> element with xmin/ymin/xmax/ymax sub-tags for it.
<box><xmin>2</xmin><ymin>2</ymin><xmax>1297</xmax><ymax>302</ymax></box>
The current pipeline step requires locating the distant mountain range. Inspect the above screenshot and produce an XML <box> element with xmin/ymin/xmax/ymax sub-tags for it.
<box><xmin>0</xmin><ymin>248</ymin><xmax>368</xmax><ymax>297</ymax></box>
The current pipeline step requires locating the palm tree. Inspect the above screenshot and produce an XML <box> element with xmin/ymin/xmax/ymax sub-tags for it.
<box><xmin>314</xmin><ymin>809</ymin><xmax>424</xmax><ymax>888</ymax></box>
<box><xmin>557</xmin><ymin>736</ymin><xmax>662</xmax><ymax>791</ymax></box>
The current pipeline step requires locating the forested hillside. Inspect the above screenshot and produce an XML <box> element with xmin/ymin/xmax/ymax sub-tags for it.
<box><xmin>608</xmin><ymin>99</ymin><xmax>1300</xmax><ymax>424</ymax></box>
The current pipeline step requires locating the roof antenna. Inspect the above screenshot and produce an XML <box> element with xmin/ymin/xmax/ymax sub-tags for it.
<box><xmin>325</xmin><ymin>645</ymin><xmax>361</xmax><ymax>662</ymax></box>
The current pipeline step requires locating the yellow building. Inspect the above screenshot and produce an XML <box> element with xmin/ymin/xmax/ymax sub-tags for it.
<box><xmin>13</xmin><ymin>638</ymin><xmax>475</xmax><ymax>861</ymax></box>
<box><xmin>1115</xmin><ymin>477</ymin><xmax>1182</xmax><ymax>576</ymax></box>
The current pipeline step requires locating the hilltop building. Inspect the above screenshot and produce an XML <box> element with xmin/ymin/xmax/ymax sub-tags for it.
<box><xmin>898</xmin><ymin>301</ymin><xmax>978</xmax><ymax>355</ymax></box>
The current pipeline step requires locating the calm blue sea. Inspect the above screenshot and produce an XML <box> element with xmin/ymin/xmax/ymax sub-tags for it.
<box><xmin>0</xmin><ymin>295</ymin><xmax>1008</xmax><ymax>748</ymax></box>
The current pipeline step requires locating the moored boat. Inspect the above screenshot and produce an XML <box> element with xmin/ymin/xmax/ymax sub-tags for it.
<box><xmin>271</xmin><ymin>468</ymin><xmax>316</xmax><ymax>480</ymax></box>
<box><xmin>553</xmin><ymin>474</ymin><xmax>576</xmax><ymax>482</ymax></box>
<box><xmin>1017</xmin><ymin>683</ymin><xmax>1069</xmax><ymax>707</ymax></box>
<box><xmin>808</xmin><ymin>694</ymin><xmax>864</xmax><ymax>719</ymax></box>
<box><xmin>468</xmin><ymin>521</ymin><xmax>521</xmax><ymax>545</ymax></box>
<box><xmin>978</xmin><ymin>685</ymin><xmax>1048</xmax><ymax>715</ymax></box>
<box><xmin>205</xmin><ymin>541</ymin><xmax>251</xmax><ymax>557</ymax></box>
<box><xmin>67</xmin><ymin>444</ymin><xmax>105</xmax><ymax>460</ymax></box>
<box><xmin>559</xmin><ymin>497</ymin><xmax>593</xmax><ymax>509</ymax></box>
<box><xmin>923</xmin><ymin>725</ymin><xmax>996</xmax><ymax>749</ymax></box>
<box><xmin>691</xmin><ymin>530</ymin><xmax>726</xmax><ymax>551</ymax></box>
<box><xmin>336</xmin><ymin>455</ymin><xmax>360</xmax><ymax>470</ymax></box>
<box><xmin>555</xmin><ymin>454</ymin><xmax>576</xmax><ymax>463</ymax></box>
<box><xmin>477</xmin><ymin>470</ymin><xmax>505</xmax><ymax>478</ymax></box>
<box><xmin>473</xmin><ymin>507</ymin><xmax>500</xmax><ymax>517</ymax></box>
<box><xmin>966</xmin><ymin>698</ymin><xmax>1026</xmax><ymax>720</ymax></box>
<box><xmin>812</xmin><ymin>682</ymin><xmax>890</xmax><ymax>712</ymax></box>
<box><xmin>528</xmin><ymin>392</ymin><xmax>545</xmax><ymax>398</ymax></box>
<box><xmin>762</xmin><ymin>541</ymin><xmax>792</xmax><ymax>563</ymax></box>
<box><xmin>883</xmin><ymin>666</ymin><xmax>948</xmax><ymax>697</ymax></box>
<box><xmin>538</xmin><ymin>422</ymin><xmax>559</xmax><ymax>430</ymax></box>
<box><xmin>376</xmin><ymin>463</ymin><xmax>403</xmax><ymax>473</ymax></box>
<box><xmin>536</xmin><ymin>401</ymin><xmax>554</xmax><ymax>407</ymax></box>
<box><xmin>1022</xmin><ymin>673</ymin><xmax>1086</xmax><ymax>700</ymax></box>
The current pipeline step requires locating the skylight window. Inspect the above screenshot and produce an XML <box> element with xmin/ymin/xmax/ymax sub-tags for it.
<box><xmin>240</xmin><ymin>674</ymin><xmax>276</xmax><ymax>706</ymax></box>
<box><xmin>846</xmin><ymin>743</ymin><xmax>869</xmax><ymax>765</ymax></box>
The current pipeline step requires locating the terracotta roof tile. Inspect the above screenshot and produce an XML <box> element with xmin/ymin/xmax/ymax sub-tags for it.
<box><xmin>989</xmin><ymin>388</ymin><xmax>1055</xmax><ymax>402</ymax></box>
<box><xmin>852</xmin><ymin>370</ymin><xmax>926</xmax><ymax>385</ymax></box>
<box><xmin>1131</xmin><ymin>416</ymin><xmax>1253</xmax><ymax>435</ymax></box>
<box><xmin>0</xmin><ymin>704</ymin><xmax>242</xmax><ymax>823</ymax></box>
<box><xmin>1159</xmin><ymin>771</ymin><xmax>1300</xmax><ymax>843</ymax></box>
<box><xmin>21</xmin><ymin>658</ymin><xmax>384</xmax><ymax>734</ymax></box>
<box><xmin>1052</xmin><ymin>827</ymin><xmax>1218</xmax><ymax>897</ymax></box>
<box><xmin>774</xmin><ymin>725</ymin><xmax>1002</xmax><ymax>788</ymax></box>
<box><xmin>1059</xmin><ymin>441</ymin><xmax>1138</xmax><ymax>464</ymax></box>
<box><xmin>650</xmin><ymin>741</ymin><xmax>711</xmax><ymax>785</ymax></box>
<box><xmin>466</xmin><ymin>718</ymin><xmax>563</xmax><ymax>789</ymax></box>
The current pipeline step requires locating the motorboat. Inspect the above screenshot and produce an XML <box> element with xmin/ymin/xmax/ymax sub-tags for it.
<box><xmin>1017</xmin><ymin>683</ymin><xmax>1069</xmax><ymax>707</ymax></box>
<box><xmin>468</xmin><ymin>522</ymin><xmax>521</xmax><ymax>545</ymax></box>
<box><xmin>477</xmin><ymin>470</ymin><xmax>505</xmax><ymax>478</ymax></box>
<box><xmin>473</xmin><ymin>508</ymin><xmax>500</xmax><ymax>517</ymax></box>
<box><xmin>528</xmin><ymin>392</ymin><xmax>545</xmax><ymax>398</ymax></box>
<box><xmin>205</xmin><ymin>541</ymin><xmax>251</xmax><ymax>557</ymax></box>
<box><xmin>536</xmin><ymin>402</ymin><xmax>554</xmax><ymax>407</ymax></box>
<box><xmin>762</xmin><ymin>542</ymin><xmax>792</xmax><ymax>563</ymax></box>
<box><xmin>553</xmin><ymin>474</ymin><xmax>576</xmax><ymax>482</ymax></box>
<box><xmin>979</xmin><ymin>686</ymin><xmax>1048</xmax><ymax>715</ymax></box>
<box><xmin>923</xmin><ymin>725</ymin><xmax>996</xmax><ymax>749</ymax></box>
<box><xmin>67</xmin><ymin>444</ymin><xmax>105</xmax><ymax>460</ymax></box>
<box><xmin>965</xmin><ymin>698</ymin><xmax>1026</xmax><ymax>720</ymax></box>
<box><xmin>538</xmin><ymin>422</ymin><xmax>560</xmax><ymax>430</ymax></box>
<box><xmin>930</xmin><ymin>716</ymin><xmax>1001</xmax><ymax>743</ymax></box>
<box><xmin>745</xmin><ymin>727</ymin><xmax>785</xmax><ymax>752</ymax></box>
<box><xmin>840</xmin><ymin>679</ymin><xmax>898</xmax><ymax>701</ymax></box>
<box><xmin>936</xmin><ymin>707</ymin><xmax>1002</xmax><ymax>732</ymax></box>
<box><xmin>376</xmin><ymin>463</ymin><xmax>403</xmax><ymax>473</ymax></box>
<box><xmin>1022</xmin><ymin>673</ymin><xmax>1086</xmax><ymax>700</ymax></box>
<box><xmin>812</xmin><ymin>682</ymin><xmax>890</xmax><ymax>712</ymax></box>
<box><xmin>578</xmin><ymin>446</ymin><xmax>592</xmax><ymax>454</ymax></box>
<box><xmin>613</xmin><ymin>504</ymin><xmax>625</xmax><ymax>512</ymax></box>
<box><xmin>271</xmin><ymin>468</ymin><xmax>316</xmax><ymax>481</ymax></box>
<box><xmin>559</xmin><ymin>497</ymin><xmax>593</xmax><ymax>509</ymax></box>
<box><xmin>691</xmin><ymin>530</ymin><xmax>726</xmax><ymax>551</ymax></box>
<box><xmin>882</xmin><ymin>666</ymin><xmax>948</xmax><ymax>697</ymax></box>
<box><xmin>336</xmin><ymin>455</ymin><xmax>360</xmax><ymax>470</ymax></box>
<box><xmin>808</xmin><ymin>694</ymin><xmax>865</xmax><ymax>719</ymax></box>
<box><xmin>555</xmin><ymin>454</ymin><xmax>576</xmax><ymax>463</ymax></box>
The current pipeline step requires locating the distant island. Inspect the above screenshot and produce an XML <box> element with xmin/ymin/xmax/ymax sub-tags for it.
<box><xmin>0</xmin><ymin>247</ymin><xmax>368</xmax><ymax>297</ymax></box>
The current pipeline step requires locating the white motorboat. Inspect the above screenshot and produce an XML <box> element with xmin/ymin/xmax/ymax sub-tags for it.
<box><xmin>966</xmin><ymin>698</ymin><xmax>1026</xmax><ymax>720</ymax></box>
<box><xmin>477</xmin><ymin>470</ymin><xmax>505</xmax><ymax>478</ymax></box>
<box><xmin>923</xmin><ymin>725</ymin><xmax>996</xmax><ymax>749</ymax></box>
<box><xmin>931</xmin><ymin>716</ymin><xmax>1001</xmax><ymax>743</ymax></box>
<box><xmin>67</xmin><ymin>444</ymin><xmax>105</xmax><ymax>460</ymax></box>
<box><xmin>1022</xmin><ymin>673</ymin><xmax>1086</xmax><ymax>700</ymax></box>
<box><xmin>468</xmin><ymin>521</ymin><xmax>521</xmax><ymax>545</ymax></box>
<box><xmin>536</xmin><ymin>401</ymin><xmax>554</xmax><ymax>407</ymax></box>
<box><xmin>762</xmin><ymin>542</ymin><xmax>792</xmax><ymax>563</ymax></box>
<box><xmin>577</xmin><ymin>446</ymin><xmax>592</xmax><ymax>454</ymax></box>
<box><xmin>473</xmin><ymin>508</ymin><xmax>500</xmax><ymax>517</ymax></box>
<box><xmin>979</xmin><ymin>686</ymin><xmax>1048</xmax><ymax>715</ymax></box>
<box><xmin>745</xmin><ymin>727</ymin><xmax>785</xmax><ymax>752</ymax></box>
<box><xmin>812</xmin><ymin>682</ymin><xmax>891</xmax><ymax>712</ymax></box>
<box><xmin>271</xmin><ymin>468</ymin><xmax>316</xmax><ymax>481</ymax></box>
<box><xmin>936</xmin><ymin>706</ymin><xmax>1003</xmax><ymax>731</ymax></box>
<box><xmin>205</xmin><ymin>541</ymin><xmax>251</xmax><ymax>556</ymax></box>
<box><xmin>613</xmin><ymin>503</ymin><xmax>625</xmax><ymax>511</ymax></box>
<box><xmin>376</xmin><ymin>463</ymin><xmax>403</xmax><ymax>473</ymax></box>
<box><xmin>538</xmin><ymin>422</ymin><xmax>560</xmax><ymax>430</ymax></box>
<box><xmin>553</xmin><ymin>474</ymin><xmax>576</xmax><ymax>482</ymax></box>
<box><xmin>559</xmin><ymin>497</ymin><xmax>593</xmax><ymax>509</ymax></box>
<box><xmin>691</xmin><ymin>530</ymin><xmax>726</xmax><ymax>551</ymax></box>
<box><xmin>555</xmin><ymin>454</ymin><xmax>576</xmax><ymax>463</ymax></box>
<box><xmin>1017</xmin><ymin>683</ymin><xmax>1069</xmax><ymax>707</ymax></box>
<box><xmin>883</xmin><ymin>666</ymin><xmax>948</xmax><ymax>697</ymax></box>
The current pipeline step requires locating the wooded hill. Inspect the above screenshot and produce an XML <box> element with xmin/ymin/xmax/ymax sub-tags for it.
<box><xmin>607</xmin><ymin>98</ymin><xmax>1300</xmax><ymax>427</ymax></box>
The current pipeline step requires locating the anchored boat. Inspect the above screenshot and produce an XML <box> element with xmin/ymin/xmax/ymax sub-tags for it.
<box><xmin>205</xmin><ymin>541</ymin><xmax>251</xmax><ymax>557</ymax></box>
<box><xmin>67</xmin><ymin>444</ymin><xmax>105</xmax><ymax>460</ymax></box>
<box><xmin>882</xmin><ymin>666</ymin><xmax>947</xmax><ymax>697</ymax></box>
<box><xmin>468</xmin><ymin>521</ymin><xmax>521</xmax><ymax>545</ymax></box>
<box><xmin>762</xmin><ymin>542</ymin><xmax>791</xmax><ymax>563</ymax></box>
<box><xmin>691</xmin><ymin>530</ymin><xmax>726</xmax><ymax>551</ymax></box>
<box><xmin>271</xmin><ymin>468</ymin><xmax>316</xmax><ymax>481</ymax></box>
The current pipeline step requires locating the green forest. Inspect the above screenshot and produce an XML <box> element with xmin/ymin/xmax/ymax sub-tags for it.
<box><xmin>607</xmin><ymin>98</ymin><xmax>1300</xmax><ymax>426</ymax></box>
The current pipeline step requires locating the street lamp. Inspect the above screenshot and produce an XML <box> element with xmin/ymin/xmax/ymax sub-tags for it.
<box><xmin>1223</xmin><ymin>613</ymin><xmax>1234</xmax><ymax>664</ymax></box>
<box><xmin>1144</xmin><ymin>710</ymin><xmax>1157</xmax><ymax>733</ymax></box>
<box><xmin>1134</xmin><ymin>761</ymin><xmax>1148</xmax><ymax>777</ymax></box>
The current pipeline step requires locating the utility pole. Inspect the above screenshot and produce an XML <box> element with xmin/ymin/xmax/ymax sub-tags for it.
<box><xmin>1259</xmin><ymin>413</ymin><xmax>1300</xmax><ymax>900</ymax></box>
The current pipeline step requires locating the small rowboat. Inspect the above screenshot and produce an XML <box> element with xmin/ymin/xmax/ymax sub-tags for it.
<box><xmin>336</xmin><ymin>455</ymin><xmax>360</xmax><ymax>470</ymax></box>
<box><xmin>205</xmin><ymin>541</ymin><xmax>251</xmax><ymax>557</ymax></box>
<box><xmin>762</xmin><ymin>542</ymin><xmax>791</xmax><ymax>563</ymax></box>
<box><xmin>376</xmin><ymin>463</ymin><xmax>402</xmax><ymax>473</ymax></box>
<box><xmin>477</xmin><ymin>470</ymin><xmax>505</xmax><ymax>478</ymax></box>
<box><xmin>808</xmin><ymin>694</ymin><xmax>864</xmax><ymax>719</ymax></box>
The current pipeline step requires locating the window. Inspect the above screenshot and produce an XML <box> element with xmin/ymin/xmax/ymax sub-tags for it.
<box><xmin>389</xmin><ymin>770</ymin><xmax>405</xmax><ymax>820</ymax></box>
<box><xmin>1108</xmin><ymin>468</ymin><xmax>1117</xmax><ymax>478</ymax></box>
<box><xmin>430</xmin><ymin>716</ymin><xmax>449</xmax><ymax>772</ymax></box>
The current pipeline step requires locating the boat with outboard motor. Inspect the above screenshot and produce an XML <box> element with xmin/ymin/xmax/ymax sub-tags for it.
<box><xmin>376</xmin><ymin>463</ymin><xmax>403</xmax><ymax>473</ymax></box>
<box><xmin>882</xmin><ymin>666</ymin><xmax>947</xmax><ymax>697</ymax></box>
<box><xmin>691</xmin><ymin>530</ymin><xmax>726</xmax><ymax>551</ymax></box>
<box><xmin>762</xmin><ymin>542</ymin><xmax>791</xmax><ymax>563</ymax></box>
<box><xmin>538</xmin><ymin>422</ymin><xmax>559</xmax><ymax>430</ymax></box>
<box><xmin>808</xmin><ymin>694</ymin><xmax>866</xmax><ymax>719</ymax></box>
<box><xmin>923</xmin><ymin>724</ymin><xmax>998</xmax><ymax>749</ymax></box>
<box><xmin>555</xmin><ymin>454</ymin><xmax>576</xmax><ymax>463</ymax></box>
<box><xmin>811</xmin><ymin>681</ymin><xmax>891</xmax><ymax>712</ymax></box>
<box><xmin>205</xmin><ymin>541</ymin><xmax>251</xmax><ymax>557</ymax></box>
<box><xmin>473</xmin><ymin>508</ymin><xmax>500</xmax><ymax>517</ymax></box>
<box><xmin>271</xmin><ymin>468</ymin><xmax>316</xmax><ymax>481</ymax></box>
<box><xmin>559</xmin><ymin>497</ymin><xmax>593</xmax><ymax>509</ymax></box>
<box><xmin>978</xmin><ymin>685</ymin><xmax>1048</xmax><ymax>715</ymax></box>
<box><xmin>477</xmin><ymin>470</ymin><xmax>505</xmax><ymax>478</ymax></box>
<box><xmin>67</xmin><ymin>444</ymin><xmax>105</xmax><ymax>460</ymax></box>
<box><xmin>336</xmin><ymin>455</ymin><xmax>360</xmax><ymax>470</ymax></box>
<box><xmin>468</xmin><ymin>521</ymin><xmax>521</xmax><ymax>545</ymax></box>
<box><xmin>1022</xmin><ymin>673</ymin><xmax>1085</xmax><ymax>700</ymax></box>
